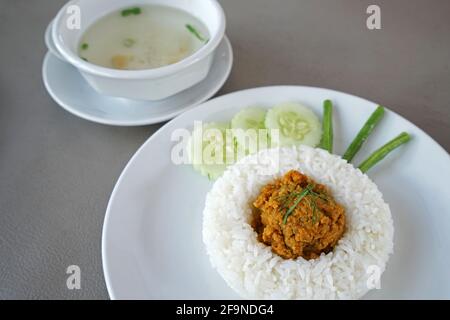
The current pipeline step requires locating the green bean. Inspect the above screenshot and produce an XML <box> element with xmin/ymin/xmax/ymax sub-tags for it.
<box><xmin>319</xmin><ymin>100</ymin><xmax>333</xmax><ymax>153</ymax></box>
<box><xmin>358</xmin><ymin>132</ymin><xmax>411</xmax><ymax>173</ymax></box>
<box><xmin>342</xmin><ymin>106</ymin><xmax>385</xmax><ymax>162</ymax></box>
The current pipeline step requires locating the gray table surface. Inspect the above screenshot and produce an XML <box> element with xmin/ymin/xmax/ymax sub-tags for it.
<box><xmin>0</xmin><ymin>0</ymin><xmax>449</xmax><ymax>300</ymax></box>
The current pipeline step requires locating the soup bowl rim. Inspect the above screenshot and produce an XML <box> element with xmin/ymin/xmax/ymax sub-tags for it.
<box><xmin>52</xmin><ymin>0</ymin><xmax>226</xmax><ymax>79</ymax></box>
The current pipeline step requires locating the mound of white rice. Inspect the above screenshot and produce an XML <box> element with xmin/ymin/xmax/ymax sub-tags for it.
<box><xmin>202</xmin><ymin>145</ymin><xmax>394</xmax><ymax>299</ymax></box>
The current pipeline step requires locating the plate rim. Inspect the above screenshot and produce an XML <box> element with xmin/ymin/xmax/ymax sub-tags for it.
<box><xmin>42</xmin><ymin>36</ymin><xmax>234</xmax><ymax>126</ymax></box>
<box><xmin>101</xmin><ymin>85</ymin><xmax>450</xmax><ymax>299</ymax></box>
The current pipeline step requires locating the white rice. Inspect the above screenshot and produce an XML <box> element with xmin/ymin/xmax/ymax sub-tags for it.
<box><xmin>202</xmin><ymin>145</ymin><xmax>394</xmax><ymax>299</ymax></box>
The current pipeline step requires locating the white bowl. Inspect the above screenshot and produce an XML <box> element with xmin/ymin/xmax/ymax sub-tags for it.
<box><xmin>50</xmin><ymin>0</ymin><xmax>226</xmax><ymax>101</ymax></box>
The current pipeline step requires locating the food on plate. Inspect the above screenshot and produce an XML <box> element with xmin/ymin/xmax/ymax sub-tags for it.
<box><xmin>187</xmin><ymin>122</ymin><xmax>232</xmax><ymax>180</ymax></box>
<box><xmin>202</xmin><ymin>146</ymin><xmax>394</xmax><ymax>299</ymax></box>
<box><xmin>318</xmin><ymin>100</ymin><xmax>334</xmax><ymax>153</ymax></box>
<box><xmin>327</xmin><ymin>104</ymin><xmax>410</xmax><ymax>172</ymax></box>
<box><xmin>358</xmin><ymin>132</ymin><xmax>411</xmax><ymax>173</ymax></box>
<box><xmin>251</xmin><ymin>170</ymin><xmax>346</xmax><ymax>260</ymax></box>
<box><xmin>78</xmin><ymin>5</ymin><xmax>209</xmax><ymax>69</ymax></box>
<box><xmin>265</xmin><ymin>102</ymin><xmax>322</xmax><ymax>148</ymax></box>
<box><xmin>200</xmin><ymin>100</ymin><xmax>412</xmax><ymax>299</ymax></box>
<box><xmin>231</xmin><ymin>107</ymin><xmax>268</xmax><ymax>156</ymax></box>
<box><xmin>188</xmin><ymin>101</ymin><xmax>411</xmax><ymax>180</ymax></box>
<box><xmin>187</xmin><ymin>102</ymin><xmax>322</xmax><ymax>180</ymax></box>
<box><xmin>342</xmin><ymin>106</ymin><xmax>385</xmax><ymax>162</ymax></box>
<box><xmin>231</xmin><ymin>107</ymin><xmax>267</xmax><ymax>131</ymax></box>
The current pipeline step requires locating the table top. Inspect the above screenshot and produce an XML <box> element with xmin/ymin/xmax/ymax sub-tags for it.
<box><xmin>0</xmin><ymin>0</ymin><xmax>449</xmax><ymax>299</ymax></box>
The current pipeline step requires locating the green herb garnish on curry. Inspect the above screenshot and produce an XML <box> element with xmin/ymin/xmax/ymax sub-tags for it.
<box><xmin>251</xmin><ymin>170</ymin><xmax>346</xmax><ymax>260</ymax></box>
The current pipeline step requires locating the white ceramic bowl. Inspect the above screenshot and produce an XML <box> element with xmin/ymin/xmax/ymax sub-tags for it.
<box><xmin>50</xmin><ymin>0</ymin><xmax>226</xmax><ymax>101</ymax></box>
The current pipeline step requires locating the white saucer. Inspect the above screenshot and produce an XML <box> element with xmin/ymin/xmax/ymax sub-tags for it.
<box><xmin>42</xmin><ymin>36</ymin><xmax>233</xmax><ymax>126</ymax></box>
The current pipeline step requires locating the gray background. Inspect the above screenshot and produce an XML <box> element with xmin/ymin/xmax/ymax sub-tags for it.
<box><xmin>0</xmin><ymin>0</ymin><xmax>449</xmax><ymax>299</ymax></box>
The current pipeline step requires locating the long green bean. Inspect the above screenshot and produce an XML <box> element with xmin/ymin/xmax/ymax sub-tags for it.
<box><xmin>358</xmin><ymin>132</ymin><xmax>411</xmax><ymax>173</ymax></box>
<box><xmin>343</xmin><ymin>106</ymin><xmax>385</xmax><ymax>162</ymax></box>
<box><xmin>319</xmin><ymin>100</ymin><xmax>333</xmax><ymax>153</ymax></box>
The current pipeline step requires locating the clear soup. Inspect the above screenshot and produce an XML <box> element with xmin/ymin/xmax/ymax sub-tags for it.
<box><xmin>78</xmin><ymin>5</ymin><xmax>209</xmax><ymax>70</ymax></box>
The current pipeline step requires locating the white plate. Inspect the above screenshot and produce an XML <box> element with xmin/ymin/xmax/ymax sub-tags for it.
<box><xmin>42</xmin><ymin>36</ymin><xmax>233</xmax><ymax>126</ymax></box>
<box><xmin>102</xmin><ymin>86</ymin><xmax>450</xmax><ymax>299</ymax></box>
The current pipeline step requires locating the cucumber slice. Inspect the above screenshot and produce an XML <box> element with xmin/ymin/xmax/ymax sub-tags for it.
<box><xmin>265</xmin><ymin>102</ymin><xmax>322</xmax><ymax>147</ymax></box>
<box><xmin>231</xmin><ymin>107</ymin><xmax>267</xmax><ymax>131</ymax></box>
<box><xmin>231</xmin><ymin>107</ymin><xmax>269</xmax><ymax>156</ymax></box>
<box><xmin>187</xmin><ymin>122</ymin><xmax>233</xmax><ymax>180</ymax></box>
